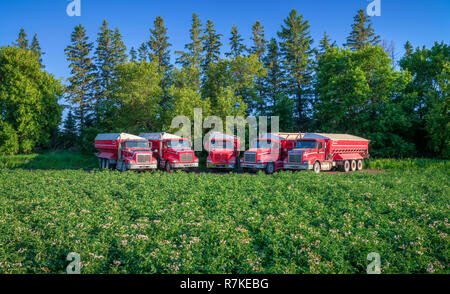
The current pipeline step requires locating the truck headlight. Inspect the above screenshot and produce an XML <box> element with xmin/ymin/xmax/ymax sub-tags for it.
<box><xmin>173</xmin><ymin>160</ymin><xmax>178</xmax><ymax>163</ymax></box>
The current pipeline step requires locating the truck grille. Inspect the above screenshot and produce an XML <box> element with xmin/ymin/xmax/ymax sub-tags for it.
<box><xmin>213</xmin><ymin>153</ymin><xmax>229</xmax><ymax>162</ymax></box>
<box><xmin>288</xmin><ymin>154</ymin><xmax>302</xmax><ymax>163</ymax></box>
<box><xmin>137</xmin><ymin>154</ymin><xmax>152</xmax><ymax>163</ymax></box>
<box><xmin>244</xmin><ymin>153</ymin><xmax>256</xmax><ymax>163</ymax></box>
<box><xmin>180</xmin><ymin>153</ymin><xmax>193</xmax><ymax>162</ymax></box>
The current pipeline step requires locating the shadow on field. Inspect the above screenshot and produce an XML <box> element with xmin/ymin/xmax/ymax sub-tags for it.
<box><xmin>0</xmin><ymin>152</ymin><xmax>98</xmax><ymax>171</ymax></box>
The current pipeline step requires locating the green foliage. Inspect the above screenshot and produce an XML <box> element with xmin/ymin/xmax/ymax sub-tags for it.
<box><xmin>0</xmin><ymin>159</ymin><xmax>447</xmax><ymax>273</ymax></box>
<box><xmin>345</xmin><ymin>9</ymin><xmax>380</xmax><ymax>51</ymax></box>
<box><xmin>314</xmin><ymin>46</ymin><xmax>416</xmax><ymax>157</ymax></box>
<box><xmin>64</xmin><ymin>25</ymin><xmax>96</xmax><ymax>131</ymax></box>
<box><xmin>400</xmin><ymin>42</ymin><xmax>450</xmax><ymax>158</ymax></box>
<box><xmin>250</xmin><ymin>21</ymin><xmax>266</xmax><ymax>61</ymax></box>
<box><xmin>176</xmin><ymin>13</ymin><xmax>204</xmax><ymax>71</ymax></box>
<box><xmin>226</xmin><ymin>24</ymin><xmax>247</xmax><ymax>58</ymax></box>
<box><xmin>110</xmin><ymin>61</ymin><xmax>163</xmax><ymax>133</ymax></box>
<box><xmin>0</xmin><ymin>46</ymin><xmax>63</xmax><ymax>155</ymax></box>
<box><xmin>93</xmin><ymin>20</ymin><xmax>128</xmax><ymax>129</ymax></box>
<box><xmin>202</xmin><ymin>20</ymin><xmax>223</xmax><ymax>72</ymax></box>
<box><xmin>278</xmin><ymin>9</ymin><xmax>315</xmax><ymax>128</ymax></box>
<box><xmin>148</xmin><ymin>16</ymin><xmax>172</xmax><ymax>73</ymax></box>
<box><xmin>0</xmin><ymin>151</ymin><xmax>97</xmax><ymax>170</ymax></box>
<box><xmin>14</xmin><ymin>28</ymin><xmax>29</xmax><ymax>50</ymax></box>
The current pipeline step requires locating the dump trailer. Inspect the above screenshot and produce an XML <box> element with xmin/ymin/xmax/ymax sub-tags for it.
<box><xmin>284</xmin><ymin>133</ymin><xmax>370</xmax><ymax>173</ymax></box>
<box><xmin>205</xmin><ymin>132</ymin><xmax>241</xmax><ymax>170</ymax></box>
<box><xmin>139</xmin><ymin>132</ymin><xmax>199</xmax><ymax>172</ymax></box>
<box><xmin>94</xmin><ymin>133</ymin><xmax>157</xmax><ymax>172</ymax></box>
<box><xmin>240</xmin><ymin>133</ymin><xmax>299</xmax><ymax>174</ymax></box>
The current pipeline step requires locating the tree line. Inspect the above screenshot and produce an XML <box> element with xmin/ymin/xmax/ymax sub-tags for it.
<box><xmin>0</xmin><ymin>9</ymin><xmax>448</xmax><ymax>158</ymax></box>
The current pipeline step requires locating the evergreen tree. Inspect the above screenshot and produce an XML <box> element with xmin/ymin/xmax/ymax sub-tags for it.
<box><xmin>345</xmin><ymin>9</ymin><xmax>380</xmax><ymax>51</ymax></box>
<box><xmin>129</xmin><ymin>47</ymin><xmax>137</xmax><ymax>62</ymax></box>
<box><xmin>226</xmin><ymin>24</ymin><xmax>246</xmax><ymax>58</ymax></box>
<box><xmin>138</xmin><ymin>42</ymin><xmax>148</xmax><ymax>61</ymax></box>
<box><xmin>62</xmin><ymin>109</ymin><xmax>78</xmax><ymax>147</ymax></box>
<box><xmin>202</xmin><ymin>20</ymin><xmax>222</xmax><ymax>72</ymax></box>
<box><xmin>404</xmin><ymin>41</ymin><xmax>414</xmax><ymax>57</ymax></box>
<box><xmin>250</xmin><ymin>21</ymin><xmax>266</xmax><ymax>61</ymax></box>
<box><xmin>263</xmin><ymin>38</ymin><xmax>284</xmax><ymax>106</ymax></box>
<box><xmin>278</xmin><ymin>9</ymin><xmax>315</xmax><ymax>129</ymax></box>
<box><xmin>30</xmin><ymin>34</ymin><xmax>44</xmax><ymax>65</ymax></box>
<box><xmin>14</xmin><ymin>28</ymin><xmax>29</xmax><ymax>50</ymax></box>
<box><xmin>93</xmin><ymin>20</ymin><xmax>127</xmax><ymax>128</ymax></box>
<box><xmin>64</xmin><ymin>24</ymin><xmax>96</xmax><ymax>132</ymax></box>
<box><xmin>112</xmin><ymin>27</ymin><xmax>128</xmax><ymax>64</ymax></box>
<box><xmin>148</xmin><ymin>16</ymin><xmax>172</xmax><ymax>72</ymax></box>
<box><xmin>318</xmin><ymin>31</ymin><xmax>336</xmax><ymax>55</ymax></box>
<box><xmin>175</xmin><ymin>13</ymin><xmax>203</xmax><ymax>69</ymax></box>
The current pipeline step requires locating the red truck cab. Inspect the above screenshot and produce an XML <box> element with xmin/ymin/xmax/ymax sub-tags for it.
<box><xmin>139</xmin><ymin>132</ymin><xmax>199</xmax><ymax>172</ymax></box>
<box><xmin>205</xmin><ymin>132</ymin><xmax>240</xmax><ymax>170</ymax></box>
<box><xmin>94</xmin><ymin>133</ymin><xmax>157</xmax><ymax>172</ymax></box>
<box><xmin>240</xmin><ymin>133</ymin><xmax>299</xmax><ymax>174</ymax></box>
<box><xmin>284</xmin><ymin>133</ymin><xmax>370</xmax><ymax>173</ymax></box>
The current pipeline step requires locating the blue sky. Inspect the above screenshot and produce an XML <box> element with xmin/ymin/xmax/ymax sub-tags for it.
<box><xmin>0</xmin><ymin>0</ymin><xmax>449</xmax><ymax>82</ymax></box>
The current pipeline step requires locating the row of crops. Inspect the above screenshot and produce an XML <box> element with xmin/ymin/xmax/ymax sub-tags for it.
<box><xmin>0</xmin><ymin>156</ymin><xmax>448</xmax><ymax>273</ymax></box>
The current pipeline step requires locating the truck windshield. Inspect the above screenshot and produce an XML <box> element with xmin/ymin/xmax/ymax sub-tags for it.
<box><xmin>167</xmin><ymin>140</ymin><xmax>191</xmax><ymax>148</ymax></box>
<box><xmin>210</xmin><ymin>139</ymin><xmax>234</xmax><ymax>149</ymax></box>
<box><xmin>126</xmin><ymin>141</ymin><xmax>149</xmax><ymax>149</ymax></box>
<box><xmin>251</xmin><ymin>140</ymin><xmax>276</xmax><ymax>149</ymax></box>
<box><xmin>296</xmin><ymin>140</ymin><xmax>317</xmax><ymax>149</ymax></box>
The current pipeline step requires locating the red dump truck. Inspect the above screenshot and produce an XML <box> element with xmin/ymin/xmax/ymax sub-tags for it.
<box><xmin>283</xmin><ymin>133</ymin><xmax>370</xmax><ymax>173</ymax></box>
<box><xmin>94</xmin><ymin>133</ymin><xmax>157</xmax><ymax>172</ymax></box>
<box><xmin>240</xmin><ymin>133</ymin><xmax>299</xmax><ymax>174</ymax></box>
<box><xmin>139</xmin><ymin>132</ymin><xmax>199</xmax><ymax>172</ymax></box>
<box><xmin>205</xmin><ymin>132</ymin><xmax>241</xmax><ymax>170</ymax></box>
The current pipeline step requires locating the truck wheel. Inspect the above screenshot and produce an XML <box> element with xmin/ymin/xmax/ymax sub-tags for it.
<box><xmin>313</xmin><ymin>161</ymin><xmax>321</xmax><ymax>174</ymax></box>
<box><xmin>165</xmin><ymin>161</ymin><xmax>173</xmax><ymax>173</ymax></box>
<box><xmin>341</xmin><ymin>160</ymin><xmax>350</xmax><ymax>172</ymax></box>
<box><xmin>357</xmin><ymin>160</ymin><xmax>363</xmax><ymax>170</ymax></box>
<box><xmin>351</xmin><ymin>160</ymin><xmax>357</xmax><ymax>171</ymax></box>
<box><xmin>120</xmin><ymin>161</ymin><xmax>127</xmax><ymax>173</ymax></box>
<box><xmin>265</xmin><ymin>162</ymin><xmax>275</xmax><ymax>175</ymax></box>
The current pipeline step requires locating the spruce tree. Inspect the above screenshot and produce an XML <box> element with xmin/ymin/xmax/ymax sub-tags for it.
<box><xmin>62</xmin><ymin>109</ymin><xmax>78</xmax><ymax>147</ymax></box>
<box><xmin>318</xmin><ymin>31</ymin><xmax>336</xmax><ymax>55</ymax></box>
<box><xmin>345</xmin><ymin>9</ymin><xmax>380</xmax><ymax>51</ymax></box>
<box><xmin>175</xmin><ymin>13</ymin><xmax>203</xmax><ymax>69</ymax></box>
<box><xmin>129</xmin><ymin>47</ymin><xmax>137</xmax><ymax>62</ymax></box>
<box><xmin>404</xmin><ymin>41</ymin><xmax>414</xmax><ymax>57</ymax></box>
<box><xmin>138</xmin><ymin>42</ymin><xmax>148</xmax><ymax>61</ymax></box>
<box><xmin>93</xmin><ymin>20</ymin><xmax>127</xmax><ymax>127</ymax></box>
<box><xmin>277</xmin><ymin>9</ymin><xmax>315</xmax><ymax>129</ymax></box>
<box><xmin>148</xmin><ymin>16</ymin><xmax>172</xmax><ymax>72</ymax></box>
<box><xmin>202</xmin><ymin>20</ymin><xmax>222</xmax><ymax>72</ymax></box>
<box><xmin>30</xmin><ymin>34</ymin><xmax>44</xmax><ymax>65</ymax></box>
<box><xmin>15</xmin><ymin>28</ymin><xmax>29</xmax><ymax>50</ymax></box>
<box><xmin>226</xmin><ymin>24</ymin><xmax>246</xmax><ymax>58</ymax></box>
<box><xmin>250</xmin><ymin>21</ymin><xmax>266</xmax><ymax>61</ymax></box>
<box><xmin>263</xmin><ymin>38</ymin><xmax>284</xmax><ymax>103</ymax></box>
<box><xmin>64</xmin><ymin>24</ymin><xmax>96</xmax><ymax>132</ymax></box>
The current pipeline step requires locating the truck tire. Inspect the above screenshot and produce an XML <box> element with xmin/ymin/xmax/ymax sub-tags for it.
<box><xmin>357</xmin><ymin>160</ymin><xmax>363</xmax><ymax>170</ymax></box>
<box><xmin>120</xmin><ymin>161</ymin><xmax>127</xmax><ymax>172</ymax></box>
<box><xmin>165</xmin><ymin>161</ymin><xmax>173</xmax><ymax>173</ymax></box>
<box><xmin>351</xmin><ymin>160</ymin><xmax>357</xmax><ymax>172</ymax></box>
<box><xmin>99</xmin><ymin>158</ymin><xmax>104</xmax><ymax>169</ymax></box>
<box><xmin>265</xmin><ymin>162</ymin><xmax>275</xmax><ymax>175</ymax></box>
<box><xmin>341</xmin><ymin>160</ymin><xmax>350</xmax><ymax>172</ymax></box>
<box><xmin>105</xmin><ymin>159</ymin><xmax>110</xmax><ymax>170</ymax></box>
<box><xmin>313</xmin><ymin>161</ymin><xmax>321</xmax><ymax>174</ymax></box>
